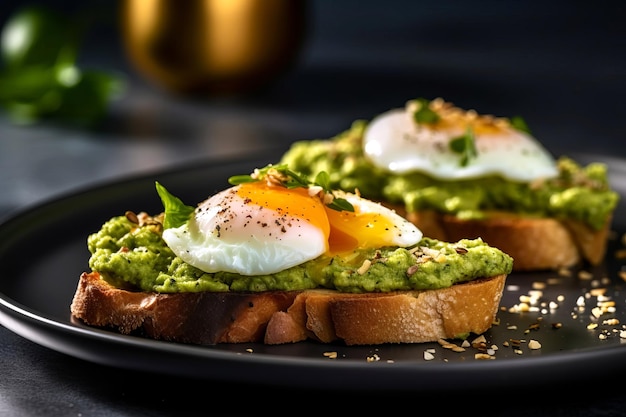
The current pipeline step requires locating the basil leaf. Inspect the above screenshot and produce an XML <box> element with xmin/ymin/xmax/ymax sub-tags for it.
<box><xmin>155</xmin><ymin>182</ymin><xmax>195</xmax><ymax>229</ymax></box>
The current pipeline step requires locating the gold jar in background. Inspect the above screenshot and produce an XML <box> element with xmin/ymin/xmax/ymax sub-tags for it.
<box><xmin>120</xmin><ymin>0</ymin><xmax>307</xmax><ymax>96</ymax></box>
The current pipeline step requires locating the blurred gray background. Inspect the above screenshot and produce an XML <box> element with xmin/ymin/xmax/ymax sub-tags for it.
<box><xmin>1</xmin><ymin>0</ymin><xmax>625</xmax><ymax>212</ymax></box>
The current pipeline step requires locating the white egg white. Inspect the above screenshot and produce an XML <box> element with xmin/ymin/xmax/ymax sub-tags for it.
<box><xmin>363</xmin><ymin>107</ymin><xmax>559</xmax><ymax>181</ymax></box>
<box><xmin>162</xmin><ymin>186</ymin><xmax>327</xmax><ymax>276</ymax></box>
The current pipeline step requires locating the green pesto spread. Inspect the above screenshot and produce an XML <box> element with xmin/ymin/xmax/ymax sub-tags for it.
<box><xmin>87</xmin><ymin>214</ymin><xmax>513</xmax><ymax>294</ymax></box>
<box><xmin>279</xmin><ymin>120</ymin><xmax>619</xmax><ymax>230</ymax></box>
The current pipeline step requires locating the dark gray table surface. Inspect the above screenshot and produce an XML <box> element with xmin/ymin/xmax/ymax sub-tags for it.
<box><xmin>1</xmin><ymin>1</ymin><xmax>626</xmax><ymax>415</ymax></box>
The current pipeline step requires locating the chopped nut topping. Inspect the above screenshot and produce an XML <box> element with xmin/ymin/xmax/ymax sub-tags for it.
<box><xmin>526</xmin><ymin>323</ymin><xmax>540</xmax><ymax>332</ymax></box>
<box><xmin>558</xmin><ymin>267</ymin><xmax>572</xmax><ymax>277</ymax></box>
<box><xmin>532</xmin><ymin>281</ymin><xmax>546</xmax><ymax>290</ymax></box>
<box><xmin>125</xmin><ymin>211</ymin><xmax>139</xmax><ymax>224</ymax></box>
<box><xmin>406</xmin><ymin>265</ymin><xmax>419</xmax><ymax>276</ymax></box>
<box><xmin>592</xmin><ymin>307</ymin><xmax>604</xmax><ymax>318</ymax></box>
<box><xmin>366</xmin><ymin>353</ymin><xmax>381</xmax><ymax>362</ymax></box>
<box><xmin>474</xmin><ymin>353</ymin><xmax>495</xmax><ymax>360</ymax></box>
<box><xmin>590</xmin><ymin>288</ymin><xmax>607</xmax><ymax>297</ymax></box>
<box><xmin>357</xmin><ymin>259</ymin><xmax>372</xmax><ymax>275</ymax></box>
<box><xmin>408</xmin><ymin>97</ymin><xmax>513</xmax><ymax>132</ymax></box>
<box><xmin>125</xmin><ymin>211</ymin><xmax>163</xmax><ymax>233</ymax></box>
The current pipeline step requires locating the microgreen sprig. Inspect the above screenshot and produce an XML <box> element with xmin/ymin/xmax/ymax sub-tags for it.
<box><xmin>229</xmin><ymin>164</ymin><xmax>355</xmax><ymax>212</ymax></box>
<box><xmin>412</xmin><ymin>97</ymin><xmax>440</xmax><ymax>125</ymax></box>
<box><xmin>449</xmin><ymin>127</ymin><xmax>478</xmax><ymax>167</ymax></box>
<box><xmin>510</xmin><ymin>116</ymin><xmax>531</xmax><ymax>134</ymax></box>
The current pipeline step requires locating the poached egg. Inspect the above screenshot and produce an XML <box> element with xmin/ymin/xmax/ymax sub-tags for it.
<box><xmin>363</xmin><ymin>98</ymin><xmax>559</xmax><ymax>181</ymax></box>
<box><xmin>162</xmin><ymin>178</ymin><xmax>422</xmax><ymax>276</ymax></box>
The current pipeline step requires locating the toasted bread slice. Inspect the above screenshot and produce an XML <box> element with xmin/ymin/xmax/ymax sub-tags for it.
<box><xmin>70</xmin><ymin>271</ymin><xmax>300</xmax><ymax>344</ymax></box>
<box><xmin>71</xmin><ymin>271</ymin><xmax>506</xmax><ymax>346</ymax></box>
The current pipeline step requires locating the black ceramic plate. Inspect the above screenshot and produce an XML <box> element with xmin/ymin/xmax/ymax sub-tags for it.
<box><xmin>2</xmin><ymin>152</ymin><xmax>626</xmax><ymax>392</ymax></box>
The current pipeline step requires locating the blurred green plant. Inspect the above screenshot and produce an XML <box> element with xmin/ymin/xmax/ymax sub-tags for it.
<box><xmin>0</xmin><ymin>5</ymin><xmax>125</xmax><ymax>127</ymax></box>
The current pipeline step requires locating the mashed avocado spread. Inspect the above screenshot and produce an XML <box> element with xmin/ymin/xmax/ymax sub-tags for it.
<box><xmin>87</xmin><ymin>213</ymin><xmax>512</xmax><ymax>294</ymax></box>
<box><xmin>279</xmin><ymin>120</ymin><xmax>619</xmax><ymax>230</ymax></box>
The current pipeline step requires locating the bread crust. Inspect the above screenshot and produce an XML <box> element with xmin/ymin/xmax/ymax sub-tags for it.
<box><xmin>71</xmin><ymin>271</ymin><xmax>506</xmax><ymax>346</ymax></box>
<box><xmin>70</xmin><ymin>272</ymin><xmax>300</xmax><ymax>344</ymax></box>
<box><xmin>388</xmin><ymin>207</ymin><xmax>611</xmax><ymax>271</ymax></box>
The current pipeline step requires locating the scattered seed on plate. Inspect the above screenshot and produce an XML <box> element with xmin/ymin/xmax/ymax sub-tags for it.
<box><xmin>475</xmin><ymin>353</ymin><xmax>495</xmax><ymax>360</ymax></box>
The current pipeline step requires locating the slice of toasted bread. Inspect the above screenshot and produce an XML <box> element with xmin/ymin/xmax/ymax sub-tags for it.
<box><xmin>70</xmin><ymin>271</ymin><xmax>300</xmax><ymax>344</ymax></box>
<box><xmin>71</xmin><ymin>271</ymin><xmax>506</xmax><ymax>346</ymax></box>
<box><xmin>265</xmin><ymin>275</ymin><xmax>506</xmax><ymax>345</ymax></box>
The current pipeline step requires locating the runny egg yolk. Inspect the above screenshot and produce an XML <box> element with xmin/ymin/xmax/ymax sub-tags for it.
<box><xmin>324</xmin><ymin>205</ymin><xmax>398</xmax><ymax>255</ymax></box>
<box><xmin>236</xmin><ymin>182</ymin><xmax>406</xmax><ymax>256</ymax></box>
<box><xmin>235</xmin><ymin>181</ymin><xmax>331</xmax><ymax>247</ymax></box>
